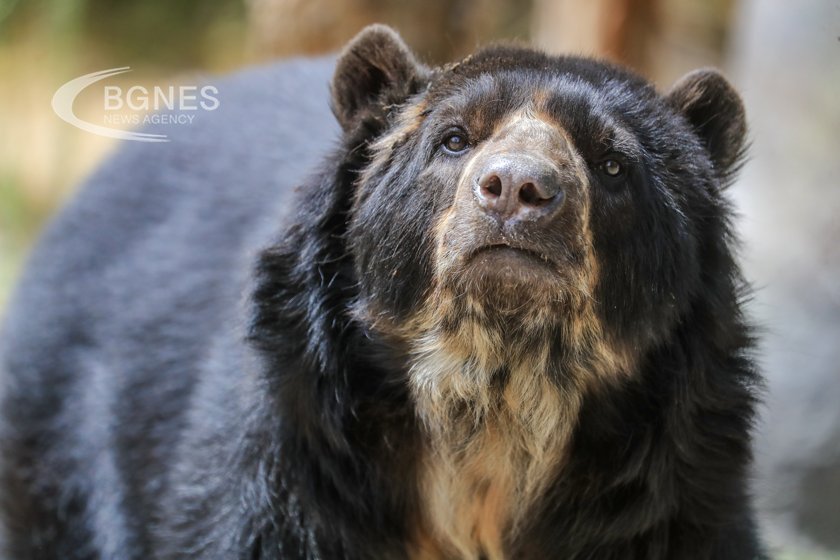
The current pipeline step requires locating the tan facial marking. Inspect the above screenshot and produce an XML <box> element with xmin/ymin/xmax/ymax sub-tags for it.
<box><xmin>399</xmin><ymin>106</ymin><xmax>637</xmax><ymax>558</ymax></box>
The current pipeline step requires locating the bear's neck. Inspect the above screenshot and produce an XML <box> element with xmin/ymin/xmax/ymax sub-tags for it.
<box><xmin>406</xmin><ymin>325</ymin><xmax>582</xmax><ymax>559</ymax></box>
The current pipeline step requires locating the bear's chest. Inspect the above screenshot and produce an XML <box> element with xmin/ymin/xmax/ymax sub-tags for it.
<box><xmin>407</xmin><ymin>351</ymin><xmax>579</xmax><ymax>559</ymax></box>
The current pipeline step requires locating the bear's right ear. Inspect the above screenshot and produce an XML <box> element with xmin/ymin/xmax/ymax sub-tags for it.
<box><xmin>331</xmin><ymin>25</ymin><xmax>428</xmax><ymax>133</ymax></box>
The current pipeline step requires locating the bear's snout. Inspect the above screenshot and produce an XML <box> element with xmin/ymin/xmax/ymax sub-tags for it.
<box><xmin>434</xmin><ymin>108</ymin><xmax>590</xmax><ymax>284</ymax></box>
<box><xmin>473</xmin><ymin>153</ymin><xmax>565</xmax><ymax>225</ymax></box>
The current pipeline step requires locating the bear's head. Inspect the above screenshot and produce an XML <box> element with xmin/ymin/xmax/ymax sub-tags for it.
<box><xmin>329</xmin><ymin>25</ymin><xmax>746</xmax><ymax>383</ymax></box>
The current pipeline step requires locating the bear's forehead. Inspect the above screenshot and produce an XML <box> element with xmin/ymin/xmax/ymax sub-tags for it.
<box><xmin>431</xmin><ymin>46</ymin><xmax>653</xmax><ymax>102</ymax></box>
<box><xmin>430</xmin><ymin>70</ymin><xmax>613</xmax><ymax>118</ymax></box>
<box><xmin>421</xmin><ymin>62</ymin><xmax>648</xmax><ymax>161</ymax></box>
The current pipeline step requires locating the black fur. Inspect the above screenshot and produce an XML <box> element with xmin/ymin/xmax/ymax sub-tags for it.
<box><xmin>1</xmin><ymin>26</ymin><xmax>765</xmax><ymax>559</ymax></box>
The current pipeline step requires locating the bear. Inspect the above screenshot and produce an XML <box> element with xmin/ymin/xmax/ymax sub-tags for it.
<box><xmin>0</xmin><ymin>24</ymin><xmax>765</xmax><ymax>559</ymax></box>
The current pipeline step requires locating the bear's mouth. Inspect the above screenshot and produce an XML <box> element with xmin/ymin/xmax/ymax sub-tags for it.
<box><xmin>466</xmin><ymin>244</ymin><xmax>555</xmax><ymax>273</ymax></box>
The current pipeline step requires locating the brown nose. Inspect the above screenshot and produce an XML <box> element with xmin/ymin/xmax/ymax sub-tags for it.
<box><xmin>474</xmin><ymin>155</ymin><xmax>564</xmax><ymax>223</ymax></box>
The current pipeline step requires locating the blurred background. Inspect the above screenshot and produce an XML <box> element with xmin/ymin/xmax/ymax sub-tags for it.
<box><xmin>0</xmin><ymin>0</ymin><xmax>837</xmax><ymax>557</ymax></box>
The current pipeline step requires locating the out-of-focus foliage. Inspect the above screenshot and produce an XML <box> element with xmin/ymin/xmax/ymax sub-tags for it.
<box><xmin>0</xmin><ymin>0</ymin><xmax>249</xmax><ymax>309</ymax></box>
<box><xmin>1</xmin><ymin>0</ymin><xmax>247</xmax><ymax>69</ymax></box>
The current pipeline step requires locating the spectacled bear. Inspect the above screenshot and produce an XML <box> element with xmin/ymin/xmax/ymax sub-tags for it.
<box><xmin>0</xmin><ymin>25</ymin><xmax>765</xmax><ymax>560</ymax></box>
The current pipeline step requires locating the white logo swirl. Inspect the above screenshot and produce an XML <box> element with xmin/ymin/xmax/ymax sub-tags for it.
<box><xmin>51</xmin><ymin>67</ymin><xmax>169</xmax><ymax>143</ymax></box>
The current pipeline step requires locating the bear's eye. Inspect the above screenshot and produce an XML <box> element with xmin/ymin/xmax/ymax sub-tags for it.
<box><xmin>602</xmin><ymin>159</ymin><xmax>623</xmax><ymax>177</ymax></box>
<box><xmin>441</xmin><ymin>130</ymin><xmax>469</xmax><ymax>155</ymax></box>
<box><xmin>595</xmin><ymin>155</ymin><xmax>628</xmax><ymax>188</ymax></box>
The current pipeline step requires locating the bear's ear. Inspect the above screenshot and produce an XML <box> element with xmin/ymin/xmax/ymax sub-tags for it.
<box><xmin>667</xmin><ymin>69</ymin><xmax>747</xmax><ymax>174</ymax></box>
<box><xmin>331</xmin><ymin>25</ymin><xmax>427</xmax><ymax>133</ymax></box>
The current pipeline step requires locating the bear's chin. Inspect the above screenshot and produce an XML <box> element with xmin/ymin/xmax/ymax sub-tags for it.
<box><xmin>445</xmin><ymin>246</ymin><xmax>572</xmax><ymax>317</ymax></box>
<box><xmin>467</xmin><ymin>245</ymin><xmax>555</xmax><ymax>277</ymax></box>
<box><xmin>438</xmin><ymin>277</ymin><xmax>572</xmax><ymax>329</ymax></box>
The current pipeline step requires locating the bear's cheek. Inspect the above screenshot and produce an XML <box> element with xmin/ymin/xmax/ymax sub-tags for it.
<box><xmin>346</xmin><ymin>160</ymin><xmax>459</xmax><ymax>321</ymax></box>
<box><xmin>588</xmin><ymin>198</ymin><xmax>695</xmax><ymax>346</ymax></box>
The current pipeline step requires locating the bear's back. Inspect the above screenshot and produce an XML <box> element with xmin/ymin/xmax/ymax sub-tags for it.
<box><xmin>0</xmin><ymin>57</ymin><xmax>338</xmax><ymax>556</ymax></box>
<box><xmin>2</xmin><ymin>56</ymin><xmax>337</xmax><ymax>381</ymax></box>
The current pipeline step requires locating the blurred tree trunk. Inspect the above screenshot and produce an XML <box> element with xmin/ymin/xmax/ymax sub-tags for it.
<box><xmin>246</xmin><ymin>0</ymin><xmax>530</xmax><ymax>64</ymax></box>
<box><xmin>532</xmin><ymin>0</ymin><xmax>737</xmax><ymax>85</ymax></box>
<box><xmin>532</xmin><ymin>0</ymin><xmax>660</xmax><ymax>73</ymax></box>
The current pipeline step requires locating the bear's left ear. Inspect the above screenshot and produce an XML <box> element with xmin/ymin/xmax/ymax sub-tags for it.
<box><xmin>667</xmin><ymin>69</ymin><xmax>747</xmax><ymax>174</ymax></box>
<box><xmin>331</xmin><ymin>25</ymin><xmax>428</xmax><ymax>133</ymax></box>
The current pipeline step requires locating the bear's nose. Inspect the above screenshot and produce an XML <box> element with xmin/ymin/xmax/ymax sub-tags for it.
<box><xmin>474</xmin><ymin>155</ymin><xmax>565</xmax><ymax>223</ymax></box>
